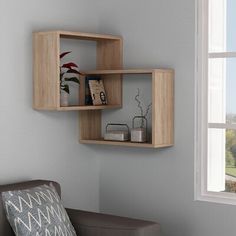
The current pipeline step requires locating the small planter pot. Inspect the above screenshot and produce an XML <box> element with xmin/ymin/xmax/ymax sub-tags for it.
<box><xmin>60</xmin><ymin>91</ymin><xmax>69</xmax><ymax>107</ymax></box>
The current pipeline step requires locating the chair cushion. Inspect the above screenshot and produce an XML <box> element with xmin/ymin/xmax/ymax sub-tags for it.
<box><xmin>67</xmin><ymin>208</ymin><xmax>161</xmax><ymax>236</ymax></box>
<box><xmin>0</xmin><ymin>180</ymin><xmax>62</xmax><ymax>236</ymax></box>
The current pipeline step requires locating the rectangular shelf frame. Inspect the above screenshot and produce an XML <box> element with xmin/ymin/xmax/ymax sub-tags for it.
<box><xmin>80</xmin><ymin>69</ymin><xmax>174</xmax><ymax>148</ymax></box>
<box><xmin>33</xmin><ymin>31</ymin><xmax>123</xmax><ymax>111</ymax></box>
<box><xmin>80</xmin><ymin>139</ymin><xmax>172</xmax><ymax>149</ymax></box>
<box><xmin>33</xmin><ymin>31</ymin><xmax>174</xmax><ymax>148</ymax></box>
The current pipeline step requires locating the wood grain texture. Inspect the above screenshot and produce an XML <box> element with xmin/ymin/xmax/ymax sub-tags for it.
<box><xmin>33</xmin><ymin>32</ymin><xmax>60</xmax><ymax>110</ymax></box>
<box><xmin>80</xmin><ymin>139</ymin><xmax>172</xmax><ymax>148</ymax></box>
<box><xmin>101</xmin><ymin>74</ymin><xmax>122</xmax><ymax>106</ymax></box>
<box><xmin>79</xmin><ymin>37</ymin><xmax>124</xmax><ymax>140</ymax></box>
<box><xmin>152</xmin><ymin>70</ymin><xmax>174</xmax><ymax>147</ymax></box>
<box><xmin>82</xmin><ymin>69</ymin><xmax>173</xmax><ymax>75</ymax></box>
<box><xmin>79</xmin><ymin>75</ymin><xmax>86</xmax><ymax>106</ymax></box>
<box><xmin>57</xmin><ymin>105</ymin><xmax>121</xmax><ymax>111</ymax></box>
<box><xmin>79</xmin><ymin>111</ymin><xmax>102</xmax><ymax>140</ymax></box>
<box><xmin>33</xmin><ymin>31</ymin><xmax>123</xmax><ymax>111</ymax></box>
<box><xmin>33</xmin><ymin>31</ymin><xmax>174</xmax><ymax>148</ymax></box>
<box><xmin>34</xmin><ymin>105</ymin><xmax>120</xmax><ymax>111</ymax></box>
<box><xmin>97</xmin><ymin>39</ymin><xmax>123</xmax><ymax>107</ymax></box>
<box><xmin>80</xmin><ymin>139</ymin><xmax>154</xmax><ymax>148</ymax></box>
<box><xmin>35</xmin><ymin>31</ymin><xmax>121</xmax><ymax>41</ymax></box>
<box><xmin>97</xmin><ymin>39</ymin><xmax>123</xmax><ymax>70</ymax></box>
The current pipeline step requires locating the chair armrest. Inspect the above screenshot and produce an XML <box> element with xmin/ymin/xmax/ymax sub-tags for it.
<box><xmin>66</xmin><ymin>208</ymin><xmax>160</xmax><ymax>236</ymax></box>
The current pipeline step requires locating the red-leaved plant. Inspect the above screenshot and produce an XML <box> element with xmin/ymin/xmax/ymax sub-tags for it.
<box><xmin>60</xmin><ymin>51</ymin><xmax>81</xmax><ymax>94</ymax></box>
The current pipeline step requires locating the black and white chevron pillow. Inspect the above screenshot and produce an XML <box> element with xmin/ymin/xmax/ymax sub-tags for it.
<box><xmin>1</xmin><ymin>184</ymin><xmax>77</xmax><ymax>236</ymax></box>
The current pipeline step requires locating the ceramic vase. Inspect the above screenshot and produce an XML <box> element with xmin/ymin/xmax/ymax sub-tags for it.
<box><xmin>60</xmin><ymin>91</ymin><xmax>69</xmax><ymax>107</ymax></box>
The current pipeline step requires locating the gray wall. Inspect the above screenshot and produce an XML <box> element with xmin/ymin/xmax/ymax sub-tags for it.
<box><xmin>0</xmin><ymin>0</ymin><xmax>100</xmax><ymax>211</ymax></box>
<box><xmin>1</xmin><ymin>0</ymin><xmax>235</xmax><ymax>236</ymax></box>
<box><xmin>89</xmin><ymin>0</ymin><xmax>236</xmax><ymax>236</ymax></box>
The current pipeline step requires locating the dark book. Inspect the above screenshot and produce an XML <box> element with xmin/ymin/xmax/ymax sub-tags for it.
<box><xmin>85</xmin><ymin>76</ymin><xmax>101</xmax><ymax>105</ymax></box>
<box><xmin>88</xmin><ymin>77</ymin><xmax>107</xmax><ymax>105</ymax></box>
<box><xmin>85</xmin><ymin>76</ymin><xmax>93</xmax><ymax>105</ymax></box>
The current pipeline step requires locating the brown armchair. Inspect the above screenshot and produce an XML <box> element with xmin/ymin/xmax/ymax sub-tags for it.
<box><xmin>0</xmin><ymin>180</ymin><xmax>160</xmax><ymax>236</ymax></box>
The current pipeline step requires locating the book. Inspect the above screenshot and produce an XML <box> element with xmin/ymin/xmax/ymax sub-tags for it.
<box><xmin>85</xmin><ymin>76</ymin><xmax>93</xmax><ymax>105</ymax></box>
<box><xmin>85</xmin><ymin>76</ymin><xmax>103</xmax><ymax>105</ymax></box>
<box><xmin>88</xmin><ymin>78</ymin><xmax>107</xmax><ymax>105</ymax></box>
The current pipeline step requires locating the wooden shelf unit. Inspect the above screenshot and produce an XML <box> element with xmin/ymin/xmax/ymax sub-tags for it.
<box><xmin>33</xmin><ymin>31</ymin><xmax>174</xmax><ymax>148</ymax></box>
<box><xmin>80</xmin><ymin>140</ymin><xmax>172</xmax><ymax>148</ymax></box>
<box><xmin>82</xmin><ymin>69</ymin><xmax>173</xmax><ymax>75</ymax></box>
<box><xmin>33</xmin><ymin>31</ymin><xmax>123</xmax><ymax>110</ymax></box>
<box><xmin>57</xmin><ymin>105</ymin><xmax>121</xmax><ymax>111</ymax></box>
<box><xmin>79</xmin><ymin>69</ymin><xmax>174</xmax><ymax>148</ymax></box>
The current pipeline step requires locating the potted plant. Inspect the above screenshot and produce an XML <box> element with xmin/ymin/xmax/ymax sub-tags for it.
<box><xmin>60</xmin><ymin>51</ymin><xmax>81</xmax><ymax>106</ymax></box>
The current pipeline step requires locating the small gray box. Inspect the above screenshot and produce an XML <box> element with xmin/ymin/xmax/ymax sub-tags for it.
<box><xmin>104</xmin><ymin>123</ymin><xmax>130</xmax><ymax>141</ymax></box>
<box><xmin>104</xmin><ymin>131</ymin><xmax>129</xmax><ymax>141</ymax></box>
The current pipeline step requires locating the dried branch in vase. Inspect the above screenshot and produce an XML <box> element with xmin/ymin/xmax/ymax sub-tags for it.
<box><xmin>134</xmin><ymin>88</ymin><xmax>152</xmax><ymax>127</ymax></box>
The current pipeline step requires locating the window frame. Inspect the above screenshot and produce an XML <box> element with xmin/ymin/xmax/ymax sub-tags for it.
<box><xmin>195</xmin><ymin>0</ymin><xmax>236</xmax><ymax>205</ymax></box>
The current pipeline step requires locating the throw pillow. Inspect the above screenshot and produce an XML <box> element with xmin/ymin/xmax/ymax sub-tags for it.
<box><xmin>1</xmin><ymin>183</ymin><xmax>77</xmax><ymax>236</ymax></box>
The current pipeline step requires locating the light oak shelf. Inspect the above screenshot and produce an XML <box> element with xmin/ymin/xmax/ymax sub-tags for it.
<box><xmin>33</xmin><ymin>30</ymin><xmax>174</xmax><ymax>149</ymax></box>
<box><xmin>37</xmin><ymin>30</ymin><xmax>122</xmax><ymax>41</ymax></box>
<box><xmin>79</xmin><ymin>69</ymin><xmax>174</xmax><ymax>148</ymax></box>
<box><xmin>35</xmin><ymin>105</ymin><xmax>121</xmax><ymax>111</ymax></box>
<box><xmin>33</xmin><ymin>30</ymin><xmax>122</xmax><ymax>111</ymax></box>
<box><xmin>58</xmin><ymin>105</ymin><xmax>121</xmax><ymax>111</ymax></box>
<box><xmin>82</xmin><ymin>69</ymin><xmax>174</xmax><ymax>75</ymax></box>
<box><xmin>80</xmin><ymin>139</ymin><xmax>173</xmax><ymax>148</ymax></box>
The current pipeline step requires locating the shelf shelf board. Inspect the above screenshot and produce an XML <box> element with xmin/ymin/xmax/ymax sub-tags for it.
<box><xmin>58</xmin><ymin>105</ymin><xmax>121</xmax><ymax>111</ymax></box>
<box><xmin>33</xmin><ymin>30</ymin><xmax>174</xmax><ymax>149</ymax></box>
<box><xmin>34</xmin><ymin>105</ymin><xmax>121</xmax><ymax>111</ymax></box>
<box><xmin>80</xmin><ymin>139</ymin><xmax>173</xmax><ymax>148</ymax></box>
<box><xmin>81</xmin><ymin>69</ymin><xmax>174</xmax><ymax>75</ymax></box>
<box><xmin>35</xmin><ymin>31</ymin><xmax>122</xmax><ymax>41</ymax></box>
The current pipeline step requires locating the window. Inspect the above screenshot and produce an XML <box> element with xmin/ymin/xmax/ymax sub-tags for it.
<box><xmin>195</xmin><ymin>0</ymin><xmax>236</xmax><ymax>204</ymax></box>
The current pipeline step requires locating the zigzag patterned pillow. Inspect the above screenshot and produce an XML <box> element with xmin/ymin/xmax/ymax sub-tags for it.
<box><xmin>1</xmin><ymin>184</ymin><xmax>77</xmax><ymax>236</ymax></box>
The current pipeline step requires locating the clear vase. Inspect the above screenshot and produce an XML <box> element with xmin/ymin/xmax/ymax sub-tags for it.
<box><xmin>60</xmin><ymin>91</ymin><xmax>69</xmax><ymax>107</ymax></box>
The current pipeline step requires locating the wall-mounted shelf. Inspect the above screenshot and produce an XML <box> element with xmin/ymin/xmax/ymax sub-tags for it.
<box><xmin>80</xmin><ymin>139</ymin><xmax>172</xmax><ymax>148</ymax></box>
<box><xmin>79</xmin><ymin>69</ymin><xmax>174</xmax><ymax>148</ymax></box>
<box><xmin>81</xmin><ymin>69</ymin><xmax>173</xmax><ymax>75</ymax></box>
<box><xmin>33</xmin><ymin>31</ymin><xmax>122</xmax><ymax>111</ymax></box>
<box><xmin>53</xmin><ymin>105</ymin><xmax>121</xmax><ymax>111</ymax></box>
<box><xmin>33</xmin><ymin>31</ymin><xmax>174</xmax><ymax>148</ymax></box>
